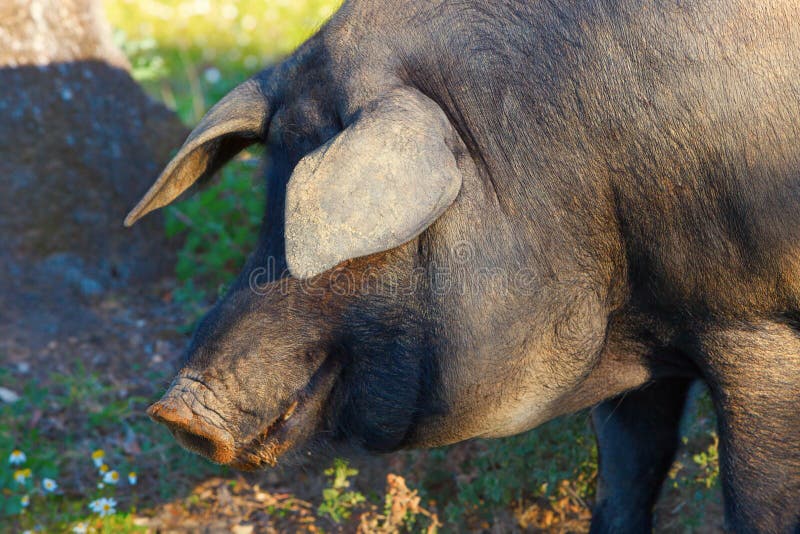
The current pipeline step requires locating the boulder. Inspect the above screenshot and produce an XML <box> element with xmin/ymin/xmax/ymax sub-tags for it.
<box><xmin>0</xmin><ymin>0</ymin><xmax>188</xmax><ymax>346</ymax></box>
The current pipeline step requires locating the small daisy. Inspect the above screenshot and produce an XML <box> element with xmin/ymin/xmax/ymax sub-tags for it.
<box><xmin>72</xmin><ymin>523</ymin><xmax>88</xmax><ymax>534</ymax></box>
<box><xmin>42</xmin><ymin>478</ymin><xmax>58</xmax><ymax>492</ymax></box>
<box><xmin>91</xmin><ymin>497</ymin><xmax>117</xmax><ymax>517</ymax></box>
<box><xmin>100</xmin><ymin>497</ymin><xmax>117</xmax><ymax>516</ymax></box>
<box><xmin>103</xmin><ymin>470</ymin><xmax>119</xmax><ymax>485</ymax></box>
<box><xmin>98</xmin><ymin>463</ymin><xmax>109</xmax><ymax>474</ymax></box>
<box><xmin>88</xmin><ymin>498</ymin><xmax>101</xmax><ymax>512</ymax></box>
<box><xmin>128</xmin><ymin>471</ymin><xmax>137</xmax><ymax>485</ymax></box>
<box><xmin>97</xmin><ymin>482</ymin><xmax>104</xmax><ymax>489</ymax></box>
<box><xmin>14</xmin><ymin>468</ymin><xmax>31</xmax><ymax>484</ymax></box>
<box><xmin>91</xmin><ymin>449</ymin><xmax>105</xmax><ymax>468</ymax></box>
<box><xmin>9</xmin><ymin>449</ymin><xmax>26</xmax><ymax>465</ymax></box>
<box><xmin>20</xmin><ymin>494</ymin><xmax>30</xmax><ymax>508</ymax></box>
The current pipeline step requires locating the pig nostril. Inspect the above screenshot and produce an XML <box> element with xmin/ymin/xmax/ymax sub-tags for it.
<box><xmin>174</xmin><ymin>428</ymin><xmax>221</xmax><ymax>460</ymax></box>
<box><xmin>146</xmin><ymin>400</ymin><xmax>236</xmax><ymax>464</ymax></box>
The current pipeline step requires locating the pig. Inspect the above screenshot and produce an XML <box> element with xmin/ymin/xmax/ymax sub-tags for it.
<box><xmin>126</xmin><ymin>1</ymin><xmax>800</xmax><ymax>532</ymax></box>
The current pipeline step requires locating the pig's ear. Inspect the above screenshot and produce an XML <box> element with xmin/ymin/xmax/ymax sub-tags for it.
<box><xmin>285</xmin><ymin>88</ymin><xmax>463</xmax><ymax>278</ymax></box>
<box><xmin>124</xmin><ymin>78</ymin><xmax>269</xmax><ymax>226</ymax></box>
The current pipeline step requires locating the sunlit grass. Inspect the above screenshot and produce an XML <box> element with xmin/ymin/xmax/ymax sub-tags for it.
<box><xmin>105</xmin><ymin>0</ymin><xmax>343</xmax><ymax>124</ymax></box>
<box><xmin>105</xmin><ymin>0</ymin><xmax>340</xmax><ymax>59</ymax></box>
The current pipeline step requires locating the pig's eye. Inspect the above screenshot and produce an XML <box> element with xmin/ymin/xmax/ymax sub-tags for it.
<box><xmin>303</xmin><ymin>349</ymin><xmax>325</xmax><ymax>366</ymax></box>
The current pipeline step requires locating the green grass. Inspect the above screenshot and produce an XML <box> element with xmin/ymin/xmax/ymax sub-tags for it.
<box><xmin>164</xmin><ymin>157</ymin><xmax>266</xmax><ymax>317</ymax></box>
<box><xmin>107</xmin><ymin>0</ymin><xmax>342</xmax><ymax>124</ymax></box>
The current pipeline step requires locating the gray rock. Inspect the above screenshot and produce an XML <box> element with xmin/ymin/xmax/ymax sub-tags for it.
<box><xmin>0</xmin><ymin>0</ymin><xmax>188</xmax><ymax>350</ymax></box>
<box><xmin>0</xmin><ymin>0</ymin><xmax>187</xmax><ymax>285</ymax></box>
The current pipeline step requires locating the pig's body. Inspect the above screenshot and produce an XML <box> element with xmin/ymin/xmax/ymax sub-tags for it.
<box><xmin>129</xmin><ymin>1</ymin><xmax>800</xmax><ymax>531</ymax></box>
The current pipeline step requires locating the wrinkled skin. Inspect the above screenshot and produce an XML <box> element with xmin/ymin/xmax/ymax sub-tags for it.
<box><xmin>133</xmin><ymin>1</ymin><xmax>800</xmax><ymax>532</ymax></box>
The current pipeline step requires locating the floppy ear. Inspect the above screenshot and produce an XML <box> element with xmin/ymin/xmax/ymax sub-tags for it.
<box><xmin>124</xmin><ymin>78</ymin><xmax>269</xmax><ymax>226</ymax></box>
<box><xmin>285</xmin><ymin>87</ymin><xmax>463</xmax><ymax>278</ymax></box>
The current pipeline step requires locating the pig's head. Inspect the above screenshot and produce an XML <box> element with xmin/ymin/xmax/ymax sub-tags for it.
<box><xmin>125</xmin><ymin>49</ymin><xmax>475</xmax><ymax>469</ymax></box>
<box><xmin>125</xmin><ymin>18</ymin><xmax>619</xmax><ymax>470</ymax></box>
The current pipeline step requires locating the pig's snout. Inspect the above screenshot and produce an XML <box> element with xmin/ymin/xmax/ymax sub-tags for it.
<box><xmin>147</xmin><ymin>379</ymin><xmax>236</xmax><ymax>465</ymax></box>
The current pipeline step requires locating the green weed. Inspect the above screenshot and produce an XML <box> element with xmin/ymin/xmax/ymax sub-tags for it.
<box><xmin>164</xmin><ymin>155</ymin><xmax>265</xmax><ymax>314</ymax></box>
<box><xmin>318</xmin><ymin>458</ymin><xmax>366</xmax><ymax>523</ymax></box>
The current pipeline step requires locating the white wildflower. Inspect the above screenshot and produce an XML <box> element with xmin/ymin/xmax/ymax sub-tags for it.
<box><xmin>91</xmin><ymin>449</ymin><xmax>105</xmax><ymax>468</ymax></box>
<box><xmin>14</xmin><ymin>468</ymin><xmax>31</xmax><ymax>484</ymax></box>
<box><xmin>103</xmin><ymin>470</ymin><xmax>120</xmax><ymax>485</ymax></box>
<box><xmin>9</xmin><ymin>449</ymin><xmax>26</xmax><ymax>465</ymax></box>
<box><xmin>91</xmin><ymin>497</ymin><xmax>117</xmax><ymax>517</ymax></box>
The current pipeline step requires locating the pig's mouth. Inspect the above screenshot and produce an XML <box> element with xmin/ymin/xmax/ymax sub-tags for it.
<box><xmin>230</xmin><ymin>361</ymin><xmax>340</xmax><ymax>470</ymax></box>
<box><xmin>147</xmin><ymin>360</ymin><xmax>340</xmax><ymax>471</ymax></box>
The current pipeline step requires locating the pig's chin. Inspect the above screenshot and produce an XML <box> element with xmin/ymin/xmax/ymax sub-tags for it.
<box><xmin>228</xmin><ymin>360</ymin><xmax>340</xmax><ymax>471</ymax></box>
